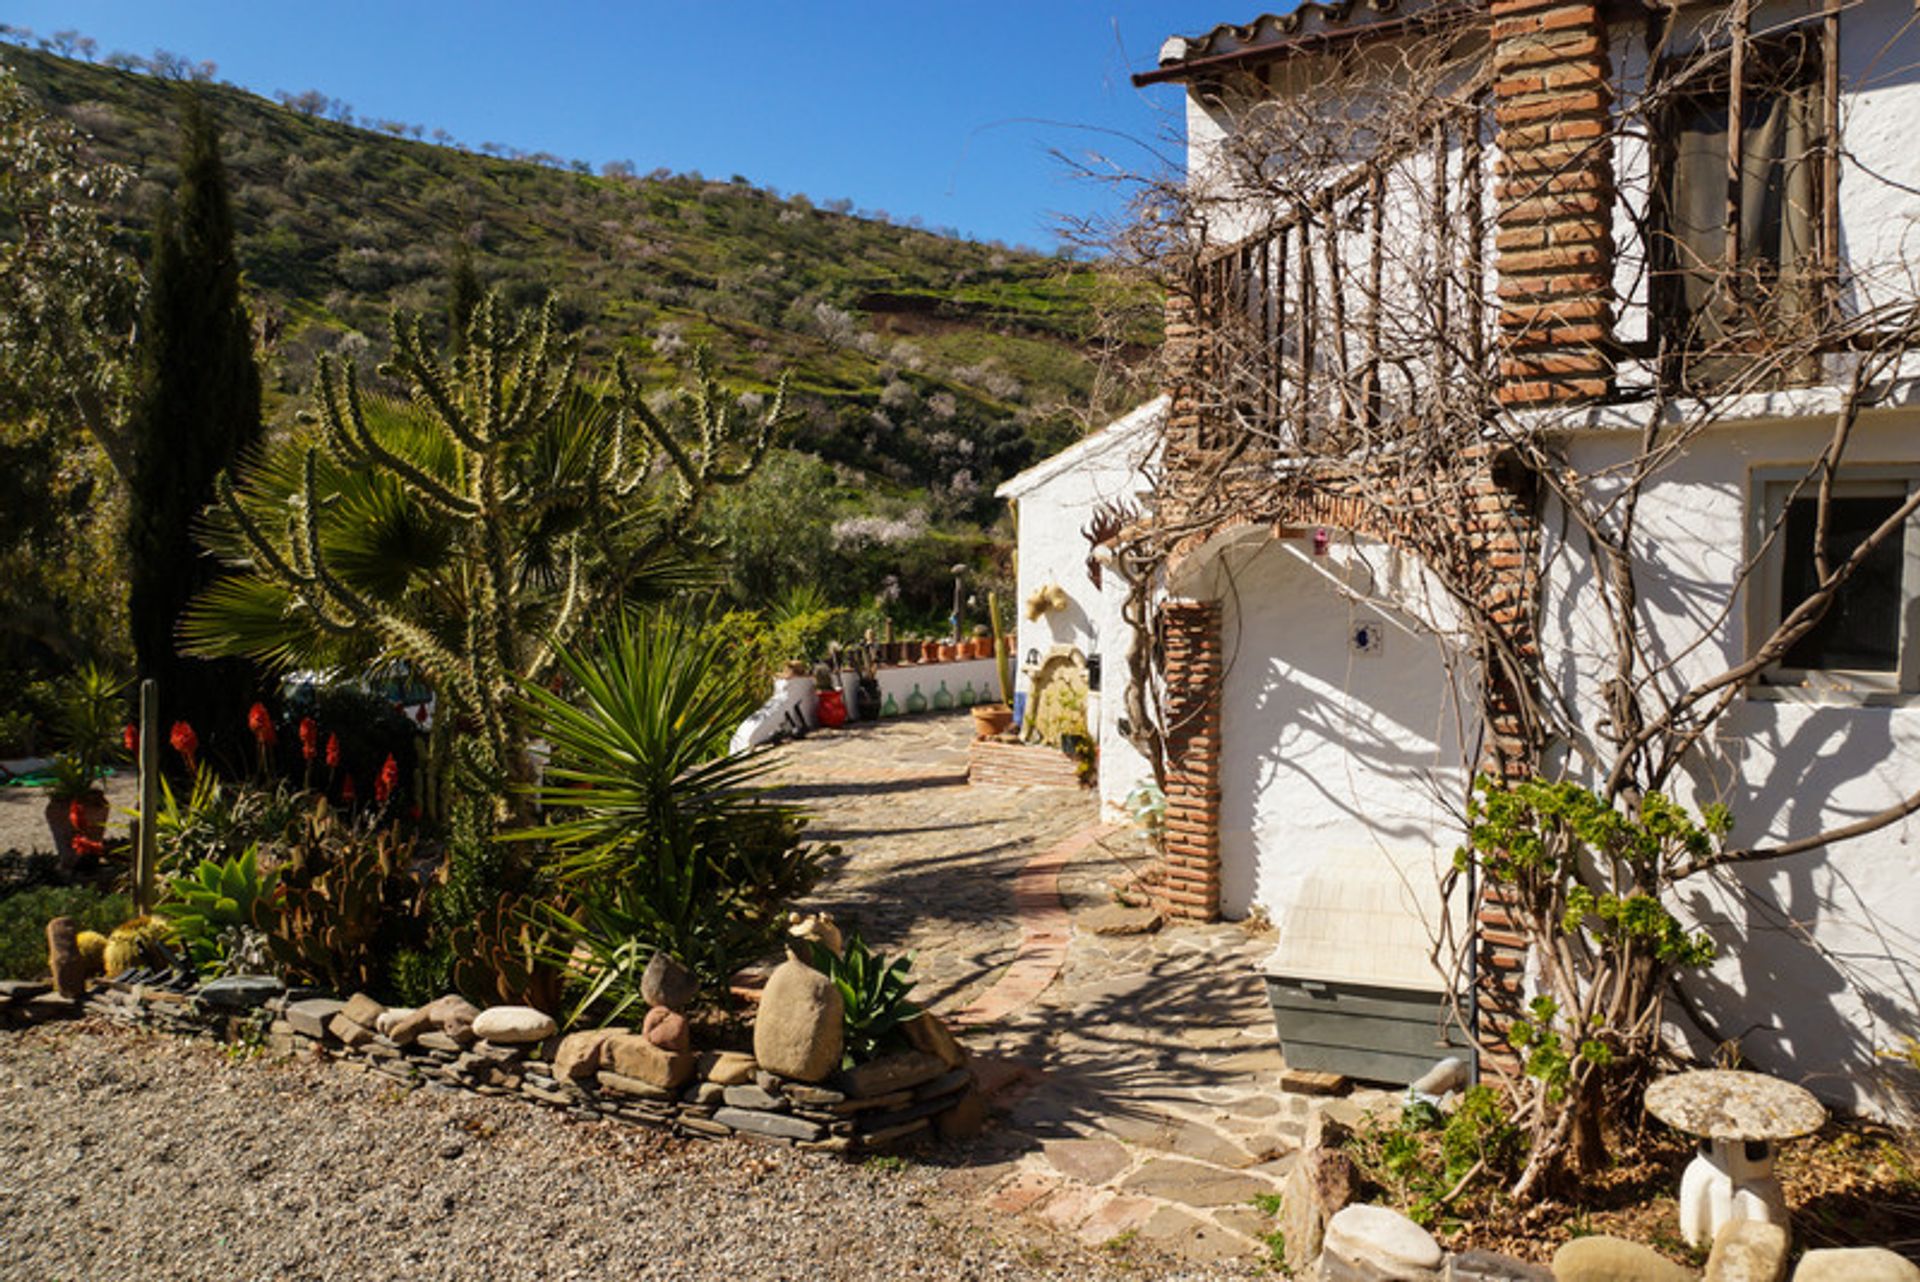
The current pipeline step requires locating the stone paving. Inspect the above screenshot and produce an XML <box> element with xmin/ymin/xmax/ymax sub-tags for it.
<box><xmin>766</xmin><ymin>713</ymin><xmax>1397</xmax><ymax>1269</ymax></box>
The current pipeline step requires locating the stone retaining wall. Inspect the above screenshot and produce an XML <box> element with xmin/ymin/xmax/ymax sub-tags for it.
<box><xmin>0</xmin><ymin>978</ymin><xmax>984</xmax><ymax>1154</ymax></box>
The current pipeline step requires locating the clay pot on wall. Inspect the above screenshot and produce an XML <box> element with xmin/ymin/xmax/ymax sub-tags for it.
<box><xmin>920</xmin><ymin>639</ymin><xmax>939</xmax><ymax>664</ymax></box>
<box><xmin>937</xmin><ymin>642</ymin><xmax>956</xmax><ymax>663</ymax></box>
<box><xmin>971</xmin><ymin>703</ymin><xmax>1013</xmax><ymax>740</ymax></box>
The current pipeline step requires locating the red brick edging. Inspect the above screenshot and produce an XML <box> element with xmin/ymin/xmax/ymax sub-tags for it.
<box><xmin>950</xmin><ymin>821</ymin><xmax>1123</xmax><ymax>1027</ymax></box>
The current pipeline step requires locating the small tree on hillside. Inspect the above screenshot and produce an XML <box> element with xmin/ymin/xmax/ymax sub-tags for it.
<box><xmin>123</xmin><ymin>89</ymin><xmax>262</xmax><ymax>741</ymax></box>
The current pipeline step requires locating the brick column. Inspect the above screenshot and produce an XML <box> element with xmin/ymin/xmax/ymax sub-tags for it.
<box><xmin>1159</xmin><ymin>599</ymin><xmax>1223</xmax><ymax>920</ymax></box>
<box><xmin>1492</xmin><ymin>0</ymin><xmax>1615</xmax><ymax>406</ymax></box>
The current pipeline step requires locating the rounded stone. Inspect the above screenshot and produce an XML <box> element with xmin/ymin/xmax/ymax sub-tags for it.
<box><xmin>1791</xmin><ymin>1248</ymin><xmax>1920</xmax><ymax>1282</ymax></box>
<box><xmin>1551</xmin><ymin>1234</ymin><xmax>1697</xmax><ymax>1282</ymax></box>
<box><xmin>1322</xmin><ymin>1203</ymin><xmax>1443</xmax><ymax>1276</ymax></box>
<box><xmin>1645</xmin><ymin>1070</ymin><xmax>1825</xmax><ymax>1142</ymax></box>
<box><xmin>752</xmin><ymin>956</ymin><xmax>843</xmax><ymax>1083</ymax></box>
<box><xmin>470</xmin><ymin>1005</ymin><xmax>558</xmax><ymax>1045</ymax></box>
<box><xmin>640</xmin><ymin>953</ymin><xmax>698</xmax><ymax>1012</ymax></box>
<box><xmin>642</xmin><ymin>1006</ymin><xmax>692</xmax><ymax>1052</ymax></box>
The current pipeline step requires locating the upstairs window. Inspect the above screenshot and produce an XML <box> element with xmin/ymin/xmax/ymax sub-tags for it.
<box><xmin>1654</xmin><ymin>32</ymin><xmax>1827</xmax><ymax>387</ymax></box>
<box><xmin>1752</xmin><ymin>469</ymin><xmax>1920</xmax><ymax>694</ymax></box>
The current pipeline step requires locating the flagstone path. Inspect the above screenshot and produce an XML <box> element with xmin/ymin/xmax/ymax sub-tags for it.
<box><xmin>765</xmin><ymin>714</ymin><xmax>1397</xmax><ymax>1269</ymax></box>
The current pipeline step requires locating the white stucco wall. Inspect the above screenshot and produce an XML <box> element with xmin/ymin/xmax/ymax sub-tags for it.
<box><xmin>997</xmin><ymin>400</ymin><xmax>1162</xmax><ymax>820</ymax></box>
<box><xmin>1173</xmin><ymin>531</ymin><xmax>1477</xmax><ymax>988</ymax></box>
<box><xmin>1540</xmin><ymin>411</ymin><xmax>1920</xmax><ymax>1112</ymax></box>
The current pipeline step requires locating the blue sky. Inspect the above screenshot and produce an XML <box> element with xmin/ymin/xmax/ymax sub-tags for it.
<box><xmin>4</xmin><ymin>2</ymin><xmax>1231</xmax><ymax>249</ymax></box>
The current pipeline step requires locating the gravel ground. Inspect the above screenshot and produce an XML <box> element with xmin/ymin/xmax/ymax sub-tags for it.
<box><xmin>0</xmin><ymin>1021</ymin><xmax>1244</xmax><ymax>1282</ymax></box>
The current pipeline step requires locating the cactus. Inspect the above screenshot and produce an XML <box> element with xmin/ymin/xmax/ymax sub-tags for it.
<box><xmin>263</xmin><ymin>807</ymin><xmax>428</xmax><ymax>994</ymax></box>
<box><xmin>191</xmin><ymin>294</ymin><xmax>786</xmax><ymax>823</ymax></box>
<box><xmin>989</xmin><ymin>591</ymin><xmax>1013</xmax><ymax>706</ymax></box>
<box><xmin>75</xmin><ymin>930</ymin><xmax>108</xmax><ymax>977</ymax></box>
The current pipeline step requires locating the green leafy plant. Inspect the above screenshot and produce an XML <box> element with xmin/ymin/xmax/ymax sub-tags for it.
<box><xmin>1457</xmin><ymin>776</ymin><xmax>1726</xmax><ymax>1198</ymax></box>
<box><xmin>139</xmin><ymin>767</ymin><xmax>311</xmax><ymax>874</ymax></box>
<box><xmin>512</xmin><ymin>608</ymin><xmax>829</xmax><ymax>1004</ymax></box>
<box><xmin>156</xmin><ymin>844</ymin><xmax>278</xmax><ymax>974</ymax></box>
<box><xmin>808</xmin><ymin>930</ymin><xmax>921</xmax><ymax>1066</ymax></box>
<box><xmin>263</xmin><ymin>805</ymin><xmax>428</xmax><ymax>996</ymax></box>
<box><xmin>41</xmin><ymin>662</ymin><xmax>129</xmax><ymax>804</ymax></box>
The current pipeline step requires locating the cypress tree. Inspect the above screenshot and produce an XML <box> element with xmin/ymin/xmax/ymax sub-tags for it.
<box><xmin>446</xmin><ymin>241</ymin><xmax>482</xmax><ymax>351</ymax></box>
<box><xmin>124</xmin><ymin>91</ymin><xmax>263</xmax><ymax>751</ymax></box>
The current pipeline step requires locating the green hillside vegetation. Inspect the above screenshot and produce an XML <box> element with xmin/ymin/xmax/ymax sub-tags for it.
<box><xmin>3</xmin><ymin>44</ymin><xmax>1156</xmax><ymax>520</ymax></box>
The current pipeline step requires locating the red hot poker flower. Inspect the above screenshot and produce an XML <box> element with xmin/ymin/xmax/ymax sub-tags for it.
<box><xmin>169</xmin><ymin>721</ymin><xmax>198</xmax><ymax>772</ymax></box>
<box><xmin>68</xmin><ymin>799</ymin><xmax>87</xmax><ymax>832</ymax></box>
<box><xmin>298</xmin><ymin>717</ymin><xmax>320</xmax><ymax>762</ymax></box>
<box><xmin>325</xmin><ymin>733</ymin><xmax>342</xmax><ymax>770</ymax></box>
<box><xmin>123</xmin><ymin>723</ymin><xmax>139</xmax><ymax>754</ymax></box>
<box><xmin>247</xmin><ymin>702</ymin><xmax>277</xmax><ymax>747</ymax></box>
<box><xmin>375</xmin><ymin>754</ymin><xmax>400</xmax><ymax>805</ymax></box>
<box><xmin>70</xmin><ymin>834</ymin><xmax>104</xmax><ymax>860</ymax></box>
<box><xmin>339</xmin><ymin>773</ymin><xmax>357</xmax><ymax>806</ymax></box>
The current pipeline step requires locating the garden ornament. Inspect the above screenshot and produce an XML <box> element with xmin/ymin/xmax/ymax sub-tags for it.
<box><xmin>1644</xmin><ymin>1069</ymin><xmax>1824</xmax><ymax>1247</ymax></box>
<box><xmin>788</xmin><ymin>911</ymin><xmax>844</xmax><ymax>959</ymax></box>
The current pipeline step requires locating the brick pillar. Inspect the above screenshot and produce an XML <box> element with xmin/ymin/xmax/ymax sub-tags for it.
<box><xmin>1158</xmin><ymin>286</ymin><xmax>1210</xmax><ymax>522</ymax></box>
<box><xmin>1159</xmin><ymin>599</ymin><xmax>1222</xmax><ymax>921</ymax></box>
<box><xmin>1491</xmin><ymin>0</ymin><xmax>1615</xmax><ymax>406</ymax></box>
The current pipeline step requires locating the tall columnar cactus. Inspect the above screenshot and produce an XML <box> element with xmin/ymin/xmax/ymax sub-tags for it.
<box><xmin>190</xmin><ymin>295</ymin><xmax>783</xmax><ymax>818</ymax></box>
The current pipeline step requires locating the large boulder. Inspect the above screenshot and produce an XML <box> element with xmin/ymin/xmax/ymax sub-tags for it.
<box><xmin>471</xmin><ymin>1005</ymin><xmax>557</xmax><ymax>1045</ymax></box>
<box><xmin>752</xmin><ymin>956</ymin><xmax>843</xmax><ymax>1083</ymax></box>
<box><xmin>642</xmin><ymin>1006</ymin><xmax>692</xmax><ymax>1052</ymax></box>
<box><xmin>552</xmin><ymin>1028</ymin><xmax>623</xmax><ymax>1081</ymax></box>
<box><xmin>1551</xmin><ymin>1235</ymin><xmax>1698</xmax><ymax>1282</ymax></box>
<box><xmin>903</xmin><ymin>1011</ymin><xmax>968</xmax><ymax>1070</ymax></box>
<box><xmin>1791</xmin><ymin>1248</ymin><xmax>1920</xmax><ymax>1281</ymax></box>
<box><xmin>45</xmin><ymin>917</ymin><xmax>87</xmax><ymax>1000</ymax></box>
<box><xmin>424</xmin><ymin>994</ymin><xmax>481</xmax><ymax>1043</ymax></box>
<box><xmin>1321</xmin><ymin>1203</ymin><xmax>1443</xmax><ymax>1280</ymax></box>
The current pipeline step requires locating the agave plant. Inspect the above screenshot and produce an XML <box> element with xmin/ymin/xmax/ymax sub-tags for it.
<box><xmin>807</xmin><ymin>930</ymin><xmax>921</xmax><ymax>1067</ymax></box>
<box><xmin>158</xmin><ymin>844</ymin><xmax>279</xmax><ymax>974</ymax></box>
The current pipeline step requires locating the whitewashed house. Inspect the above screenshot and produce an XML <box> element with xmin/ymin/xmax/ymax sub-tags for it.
<box><xmin>1021</xmin><ymin>0</ymin><xmax>1920</xmax><ymax>1101</ymax></box>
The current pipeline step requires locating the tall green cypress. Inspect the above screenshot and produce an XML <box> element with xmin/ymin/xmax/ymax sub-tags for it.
<box><xmin>124</xmin><ymin>90</ymin><xmax>262</xmax><ymax>750</ymax></box>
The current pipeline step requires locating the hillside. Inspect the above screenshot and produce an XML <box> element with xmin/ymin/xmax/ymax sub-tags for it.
<box><xmin>2</xmin><ymin>44</ymin><xmax>1157</xmax><ymax>504</ymax></box>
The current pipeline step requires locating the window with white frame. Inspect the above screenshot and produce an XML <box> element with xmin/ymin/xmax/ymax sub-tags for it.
<box><xmin>1751</xmin><ymin>467</ymin><xmax>1920</xmax><ymax>693</ymax></box>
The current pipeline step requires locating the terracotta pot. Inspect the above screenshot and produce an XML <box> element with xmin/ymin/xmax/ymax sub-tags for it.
<box><xmin>45</xmin><ymin>789</ymin><xmax>109</xmax><ymax>870</ymax></box>
<box><xmin>919</xmin><ymin>640</ymin><xmax>938</xmax><ymax>663</ymax></box>
<box><xmin>973</xmin><ymin>637</ymin><xmax>994</xmax><ymax>659</ymax></box>
<box><xmin>937</xmin><ymin>641</ymin><xmax>957</xmax><ymax>662</ymax></box>
<box><xmin>971</xmin><ymin>702</ymin><xmax>1014</xmax><ymax>740</ymax></box>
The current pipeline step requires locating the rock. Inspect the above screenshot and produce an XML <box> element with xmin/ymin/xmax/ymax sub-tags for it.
<box><xmin>934</xmin><ymin>1085</ymin><xmax>989</xmax><ymax>1140</ymax></box>
<box><xmin>470</xmin><ymin>1005</ymin><xmax>557</xmax><ymax>1045</ymax></box>
<box><xmin>46</xmin><ymin>917</ymin><xmax>87</xmax><ymax>1000</ymax></box>
<box><xmin>341</xmin><ymin>992</ymin><xmax>386</xmax><ymax>1029</ymax></box>
<box><xmin>328</xmin><ymin>1012</ymin><xmax>375</xmax><ymax>1048</ymax></box>
<box><xmin>552</xmin><ymin>1028</ymin><xmax>622</xmax><ymax>1081</ymax></box>
<box><xmin>836</xmin><ymin>1050</ymin><xmax>947</xmax><ymax>1099</ymax></box>
<box><xmin>1310</xmin><ymin>1147</ymin><xmax>1359</xmax><ymax>1217</ymax></box>
<box><xmin>1706</xmin><ymin>1220</ymin><xmax>1788</xmax><ymax>1282</ymax></box>
<box><xmin>1079</xmin><ymin>903</ymin><xmax>1162</xmax><ymax>935</ymax></box>
<box><xmin>1447</xmin><ymin>1248</ymin><xmax>1554</xmax><ymax>1280</ymax></box>
<box><xmin>604</xmin><ymin>1033</ymin><xmax>695</xmax><ymax>1088</ymax></box>
<box><xmin>723</xmin><ymin>1083</ymin><xmax>786</xmax><ymax>1111</ymax></box>
<box><xmin>1791</xmin><ymin>1248</ymin><xmax>1920</xmax><ymax>1281</ymax></box>
<box><xmin>1411</xmin><ymin>1056</ymin><xmax>1470</xmax><ymax>1097</ymax></box>
<box><xmin>700</xmin><ymin>1051</ymin><xmax>757</xmax><ymax>1085</ymax></box>
<box><xmin>784</xmin><ymin>1083</ymin><xmax>846</xmax><ymax>1106</ymax></box>
<box><xmin>1322</xmin><ymin>1204</ymin><xmax>1444</xmax><ymax>1280</ymax></box>
<box><xmin>902</xmin><ymin>1011</ymin><xmax>968</xmax><ymax>1070</ymax></box>
<box><xmin>788</xmin><ymin>911</ymin><xmax>844</xmax><ymax>958</ymax></box>
<box><xmin>424</xmin><ymin>994</ymin><xmax>480</xmax><ymax>1041</ymax></box>
<box><xmin>1551</xmin><ymin>1235</ymin><xmax>1698</xmax><ymax>1282</ymax></box>
<box><xmin>198</xmin><ymin>974</ymin><xmax>284</xmax><ymax>1009</ymax></box>
<box><xmin>1305</xmin><ymin>1099</ymin><xmax>1370</xmax><ymax>1150</ymax></box>
<box><xmin>596</xmin><ymin>1070</ymin><xmax>678</xmax><ymax>1100</ymax></box>
<box><xmin>1278</xmin><ymin>1161</ymin><xmax>1325</xmax><ymax>1275</ymax></box>
<box><xmin>414</xmin><ymin>1031</ymin><xmax>463</xmax><ymax>1053</ymax></box>
<box><xmin>375</xmin><ymin>1007</ymin><xmax>416</xmax><ymax>1039</ymax></box>
<box><xmin>752</xmin><ymin>956</ymin><xmax>843</xmax><ymax>1083</ymax></box>
<box><xmin>642</xmin><ymin>1006</ymin><xmax>692</xmax><ymax>1052</ymax></box>
<box><xmin>640</xmin><ymin>952</ymin><xmax>698</xmax><ymax>1011</ymax></box>
<box><xmin>712</xmin><ymin>1107</ymin><xmax>824</xmax><ymax>1142</ymax></box>
<box><xmin>389</xmin><ymin>1006</ymin><xmax>433</xmax><ymax>1042</ymax></box>
<box><xmin>285</xmin><ymin>997</ymin><xmax>345</xmax><ymax>1039</ymax></box>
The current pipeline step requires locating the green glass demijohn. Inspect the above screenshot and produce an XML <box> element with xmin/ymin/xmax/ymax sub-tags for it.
<box><xmin>958</xmin><ymin>680</ymin><xmax>977</xmax><ymax>707</ymax></box>
<box><xmin>881</xmin><ymin>691</ymin><xmax>900</xmax><ymax>717</ymax></box>
<box><xmin>906</xmin><ymin>684</ymin><xmax>928</xmax><ymax>714</ymax></box>
<box><xmin>932</xmin><ymin>680</ymin><xmax>954</xmax><ymax>711</ymax></box>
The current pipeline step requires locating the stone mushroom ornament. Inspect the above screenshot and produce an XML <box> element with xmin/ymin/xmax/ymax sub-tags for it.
<box><xmin>1644</xmin><ymin>1068</ymin><xmax>1826</xmax><ymax>1248</ymax></box>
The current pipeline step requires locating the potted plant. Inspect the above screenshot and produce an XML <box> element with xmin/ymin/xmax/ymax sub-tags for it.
<box><xmin>970</xmin><ymin>592</ymin><xmax>1015</xmax><ymax>738</ymax></box>
<box><xmin>919</xmin><ymin>637</ymin><xmax>938</xmax><ymax>664</ymax></box>
<box><xmin>971</xmin><ymin>624</ymin><xmax>992</xmax><ymax>659</ymax></box>
<box><xmin>41</xmin><ymin>664</ymin><xmax>129</xmax><ymax>869</ymax></box>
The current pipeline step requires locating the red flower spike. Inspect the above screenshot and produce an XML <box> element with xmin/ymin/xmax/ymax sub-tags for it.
<box><xmin>68</xmin><ymin>799</ymin><xmax>86</xmax><ymax>832</ymax></box>
<box><xmin>375</xmin><ymin>754</ymin><xmax>399</xmax><ymax>805</ymax></box>
<box><xmin>122</xmin><ymin>723</ymin><xmax>138</xmax><ymax>754</ymax></box>
<box><xmin>247</xmin><ymin>702</ymin><xmax>277</xmax><ymax>747</ymax></box>
<box><xmin>325</xmin><ymin>733</ymin><xmax>342</xmax><ymax>770</ymax></box>
<box><xmin>70</xmin><ymin>834</ymin><xmax>104</xmax><ymax>860</ymax></box>
<box><xmin>340</xmin><ymin>774</ymin><xmax>357</xmax><ymax>806</ymax></box>
<box><xmin>298</xmin><ymin>717</ymin><xmax>320</xmax><ymax>762</ymax></box>
<box><xmin>169</xmin><ymin>721</ymin><xmax>198</xmax><ymax>771</ymax></box>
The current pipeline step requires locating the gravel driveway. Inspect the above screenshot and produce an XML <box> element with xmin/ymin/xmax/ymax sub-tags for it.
<box><xmin>0</xmin><ymin>1022</ymin><xmax>1241</xmax><ymax>1281</ymax></box>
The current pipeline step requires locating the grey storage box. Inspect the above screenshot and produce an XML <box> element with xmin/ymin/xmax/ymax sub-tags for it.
<box><xmin>1263</xmin><ymin>973</ymin><xmax>1471</xmax><ymax>1085</ymax></box>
